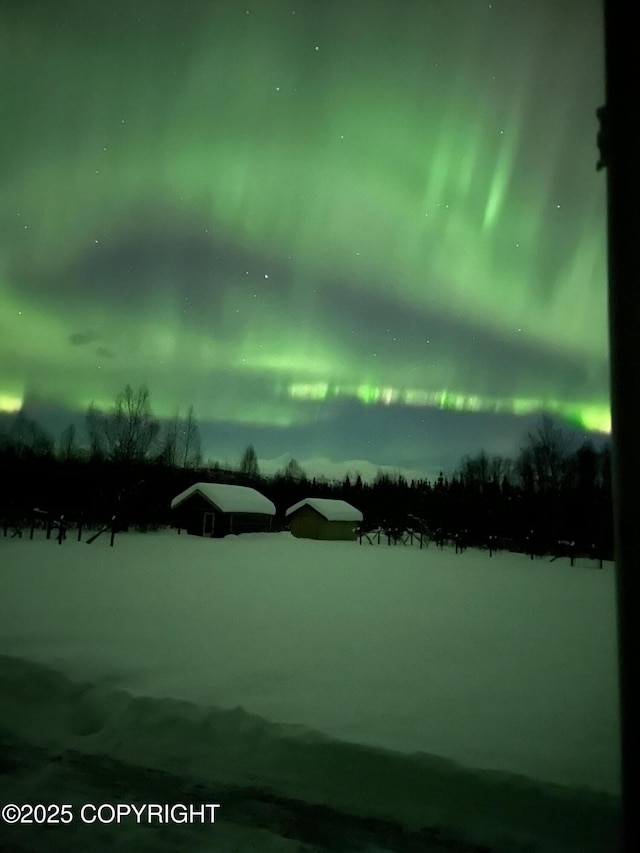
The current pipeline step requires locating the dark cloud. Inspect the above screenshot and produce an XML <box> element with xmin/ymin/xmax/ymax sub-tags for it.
<box><xmin>317</xmin><ymin>282</ymin><xmax>609</xmax><ymax>402</ymax></box>
<box><xmin>16</xmin><ymin>213</ymin><xmax>295</xmax><ymax>339</ymax></box>
<box><xmin>68</xmin><ymin>330</ymin><xmax>101</xmax><ymax>346</ymax></box>
<box><xmin>96</xmin><ymin>347</ymin><xmax>116</xmax><ymax>359</ymax></box>
<box><xmin>71</xmin><ymin>216</ymin><xmax>290</xmax><ymax>307</ymax></box>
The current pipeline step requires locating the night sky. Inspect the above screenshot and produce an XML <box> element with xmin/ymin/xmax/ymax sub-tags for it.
<box><xmin>1</xmin><ymin>0</ymin><xmax>609</xmax><ymax>479</ymax></box>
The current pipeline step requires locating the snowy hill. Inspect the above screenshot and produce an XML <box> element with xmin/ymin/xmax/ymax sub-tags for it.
<box><xmin>0</xmin><ymin>530</ymin><xmax>621</xmax><ymax>851</ymax></box>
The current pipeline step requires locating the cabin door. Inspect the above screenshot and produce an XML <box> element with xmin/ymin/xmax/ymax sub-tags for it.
<box><xmin>202</xmin><ymin>512</ymin><xmax>215</xmax><ymax>536</ymax></box>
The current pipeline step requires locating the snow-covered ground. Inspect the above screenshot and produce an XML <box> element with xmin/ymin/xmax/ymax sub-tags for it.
<box><xmin>0</xmin><ymin>530</ymin><xmax>621</xmax><ymax>851</ymax></box>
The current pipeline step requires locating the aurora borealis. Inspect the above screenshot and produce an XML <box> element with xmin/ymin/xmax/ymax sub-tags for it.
<box><xmin>1</xmin><ymin>0</ymin><xmax>609</xmax><ymax>477</ymax></box>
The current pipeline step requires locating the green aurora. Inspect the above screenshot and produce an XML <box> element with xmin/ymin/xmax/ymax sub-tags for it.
<box><xmin>1</xmin><ymin>0</ymin><xmax>610</xmax><ymax>470</ymax></box>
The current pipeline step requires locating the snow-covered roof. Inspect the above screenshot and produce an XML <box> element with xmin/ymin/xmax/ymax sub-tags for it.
<box><xmin>285</xmin><ymin>498</ymin><xmax>363</xmax><ymax>522</ymax></box>
<box><xmin>171</xmin><ymin>483</ymin><xmax>276</xmax><ymax>515</ymax></box>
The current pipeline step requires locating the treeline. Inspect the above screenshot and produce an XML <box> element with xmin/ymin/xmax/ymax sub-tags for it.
<box><xmin>0</xmin><ymin>386</ymin><xmax>613</xmax><ymax>558</ymax></box>
<box><xmin>281</xmin><ymin>417</ymin><xmax>613</xmax><ymax>559</ymax></box>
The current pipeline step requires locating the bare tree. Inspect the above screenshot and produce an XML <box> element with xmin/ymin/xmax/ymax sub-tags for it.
<box><xmin>519</xmin><ymin>415</ymin><xmax>570</xmax><ymax>493</ymax></box>
<box><xmin>570</xmin><ymin>439</ymin><xmax>599</xmax><ymax>493</ymax></box>
<box><xmin>158</xmin><ymin>412</ymin><xmax>180</xmax><ymax>466</ymax></box>
<box><xmin>58</xmin><ymin>424</ymin><xmax>79</xmax><ymax>461</ymax></box>
<box><xmin>457</xmin><ymin>450</ymin><xmax>490</xmax><ymax>492</ymax></box>
<box><xmin>6</xmin><ymin>411</ymin><xmax>54</xmax><ymax>456</ymax></box>
<box><xmin>515</xmin><ymin>445</ymin><xmax>536</xmax><ymax>493</ymax></box>
<box><xmin>239</xmin><ymin>444</ymin><xmax>259</xmax><ymax>477</ymax></box>
<box><xmin>180</xmin><ymin>405</ymin><xmax>202</xmax><ymax>468</ymax></box>
<box><xmin>85</xmin><ymin>401</ymin><xmax>107</xmax><ymax>460</ymax></box>
<box><xmin>157</xmin><ymin>406</ymin><xmax>201</xmax><ymax>468</ymax></box>
<box><xmin>489</xmin><ymin>454</ymin><xmax>512</xmax><ymax>487</ymax></box>
<box><xmin>85</xmin><ymin>384</ymin><xmax>160</xmax><ymax>462</ymax></box>
<box><xmin>278</xmin><ymin>457</ymin><xmax>306</xmax><ymax>482</ymax></box>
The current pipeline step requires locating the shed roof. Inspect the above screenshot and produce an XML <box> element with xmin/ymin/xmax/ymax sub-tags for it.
<box><xmin>286</xmin><ymin>498</ymin><xmax>363</xmax><ymax>522</ymax></box>
<box><xmin>171</xmin><ymin>483</ymin><xmax>276</xmax><ymax>515</ymax></box>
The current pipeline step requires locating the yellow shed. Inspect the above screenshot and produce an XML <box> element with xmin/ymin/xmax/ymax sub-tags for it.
<box><xmin>286</xmin><ymin>498</ymin><xmax>363</xmax><ymax>541</ymax></box>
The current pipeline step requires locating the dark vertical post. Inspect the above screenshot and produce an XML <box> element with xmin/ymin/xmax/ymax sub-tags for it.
<box><xmin>110</xmin><ymin>517</ymin><xmax>116</xmax><ymax>547</ymax></box>
<box><xmin>77</xmin><ymin>516</ymin><xmax>83</xmax><ymax>542</ymax></box>
<box><xmin>601</xmin><ymin>4</ymin><xmax>639</xmax><ymax>850</ymax></box>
